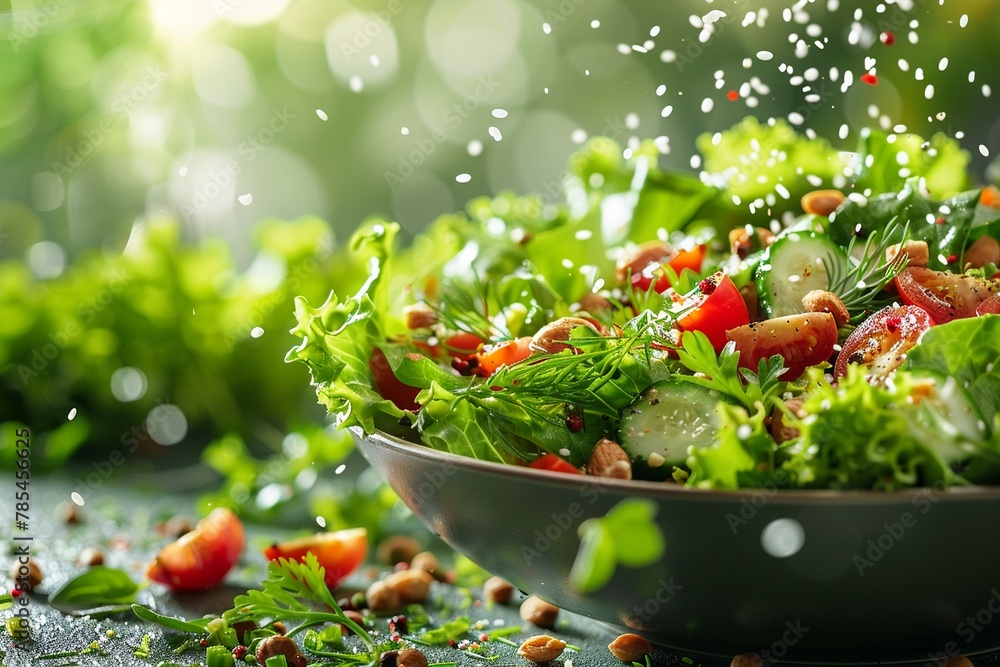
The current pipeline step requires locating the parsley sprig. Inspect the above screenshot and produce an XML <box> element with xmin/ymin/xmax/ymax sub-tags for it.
<box><xmin>224</xmin><ymin>553</ymin><xmax>373</xmax><ymax>649</ymax></box>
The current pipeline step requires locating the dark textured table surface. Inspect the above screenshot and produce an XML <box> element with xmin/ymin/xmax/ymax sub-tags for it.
<box><xmin>3</xmin><ymin>476</ymin><xmax>1000</xmax><ymax>667</ymax></box>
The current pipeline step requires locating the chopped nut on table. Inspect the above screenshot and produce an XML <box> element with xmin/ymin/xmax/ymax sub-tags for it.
<box><xmin>519</xmin><ymin>595</ymin><xmax>560</xmax><ymax>628</ymax></box>
<box><xmin>396</xmin><ymin>648</ymin><xmax>429</xmax><ymax>667</ymax></box>
<box><xmin>9</xmin><ymin>557</ymin><xmax>42</xmax><ymax>592</ymax></box>
<box><xmin>256</xmin><ymin>635</ymin><xmax>306</xmax><ymax>667</ymax></box>
<box><xmin>384</xmin><ymin>568</ymin><xmax>434</xmax><ymax>604</ymax></box>
<box><xmin>409</xmin><ymin>551</ymin><xmax>441</xmax><ymax>578</ymax></box>
<box><xmin>730</xmin><ymin>652</ymin><xmax>764</xmax><ymax>667</ymax></box>
<box><xmin>483</xmin><ymin>575</ymin><xmax>514</xmax><ymax>604</ymax></box>
<box><xmin>608</xmin><ymin>632</ymin><xmax>653</xmax><ymax>662</ymax></box>
<box><xmin>517</xmin><ymin>634</ymin><xmax>567</xmax><ymax>663</ymax></box>
<box><xmin>365</xmin><ymin>580</ymin><xmax>402</xmax><ymax>612</ymax></box>
<box><xmin>376</xmin><ymin>534</ymin><xmax>421</xmax><ymax>566</ymax></box>
<box><xmin>77</xmin><ymin>546</ymin><xmax>105</xmax><ymax>567</ymax></box>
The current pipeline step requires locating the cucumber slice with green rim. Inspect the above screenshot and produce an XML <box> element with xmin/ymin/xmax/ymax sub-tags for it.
<box><xmin>756</xmin><ymin>231</ymin><xmax>848</xmax><ymax>318</ymax></box>
<box><xmin>909</xmin><ymin>369</ymin><xmax>987</xmax><ymax>463</ymax></box>
<box><xmin>618</xmin><ymin>378</ymin><xmax>731</xmax><ymax>475</ymax></box>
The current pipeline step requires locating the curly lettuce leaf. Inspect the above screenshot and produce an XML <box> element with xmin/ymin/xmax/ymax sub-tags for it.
<box><xmin>850</xmin><ymin>129</ymin><xmax>970</xmax><ymax>198</ymax></box>
<box><xmin>779</xmin><ymin>367</ymin><xmax>953</xmax><ymax>490</ymax></box>
<box><xmin>696</xmin><ymin>116</ymin><xmax>846</xmax><ymax>205</ymax></box>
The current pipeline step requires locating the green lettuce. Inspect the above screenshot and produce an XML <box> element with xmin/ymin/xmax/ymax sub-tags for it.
<box><xmin>850</xmin><ymin>129</ymin><xmax>970</xmax><ymax>199</ymax></box>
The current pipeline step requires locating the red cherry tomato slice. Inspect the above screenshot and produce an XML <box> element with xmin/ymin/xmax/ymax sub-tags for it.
<box><xmin>834</xmin><ymin>304</ymin><xmax>933</xmax><ymax>383</ymax></box>
<box><xmin>474</xmin><ymin>336</ymin><xmax>533</xmax><ymax>377</ymax></box>
<box><xmin>147</xmin><ymin>508</ymin><xmax>245</xmax><ymax>591</ymax></box>
<box><xmin>263</xmin><ymin>528</ymin><xmax>368</xmax><ymax>588</ymax></box>
<box><xmin>894</xmin><ymin>267</ymin><xmax>998</xmax><ymax>323</ymax></box>
<box><xmin>444</xmin><ymin>332</ymin><xmax>484</xmax><ymax>357</ymax></box>
<box><xmin>976</xmin><ymin>294</ymin><xmax>1000</xmax><ymax>315</ymax></box>
<box><xmin>626</xmin><ymin>244</ymin><xmax>708</xmax><ymax>293</ymax></box>
<box><xmin>726</xmin><ymin>312</ymin><xmax>839</xmax><ymax>381</ymax></box>
<box><xmin>528</xmin><ymin>453</ymin><xmax>582</xmax><ymax>474</ymax></box>
<box><xmin>676</xmin><ymin>273</ymin><xmax>751</xmax><ymax>352</ymax></box>
<box><xmin>370</xmin><ymin>347</ymin><xmax>421</xmax><ymax>411</ymax></box>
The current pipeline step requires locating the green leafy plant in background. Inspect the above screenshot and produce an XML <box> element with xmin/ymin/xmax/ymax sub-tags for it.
<box><xmin>570</xmin><ymin>498</ymin><xmax>665</xmax><ymax>593</ymax></box>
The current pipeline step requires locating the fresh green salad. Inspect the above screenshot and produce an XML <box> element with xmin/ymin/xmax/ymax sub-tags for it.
<box><xmin>287</xmin><ymin>117</ymin><xmax>1000</xmax><ymax>491</ymax></box>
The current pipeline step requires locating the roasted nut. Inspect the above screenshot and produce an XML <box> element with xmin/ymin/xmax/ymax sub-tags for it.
<box><xmin>771</xmin><ymin>398</ymin><xmax>805</xmax><ymax>444</ymax></box>
<box><xmin>365</xmin><ymin>580</ymin><xmax>402</xmax><ymax>612</ymax></box>
<box><xmin>577</xmin><ymin>292</ymin><xmax>611</xmax><ymax>313</ymax></box>
<box><xmin>937</xmin><ymin>656</ymin><xmax>975</xmax><ymax>667</ymax></box>
<box><xmin>380</xmin><ymin>649</ymin><xmax>399</xmax><ymax>667</ymax></box>
<box><xmin>256</xmin><ymin>635</ymin><xmax>306</xmax><ymax>667</ymax></box>
<box><xmin>801</xmin><ymin>189</ymin><xmax>845</xmax><ymax>217</ymax></box>
<box><xmin>231</xmin><ymin>620</ymin><xmax>257</xmax><ymax>644</ymax></box>
<box><xmin>529</xmin><ymin>317</ymin><xmax>601</xmax><ymax>354</ymax></box>
<box><xmin>517</xmin><ymin>634</ymin><xmax>567</xmax><ymax>663</ymax></box>
<box><xmin>587</xmin><ymin>438</ymin><xmax>632</xmax><ymax>479</ymax></box>
<box><xmin>340</xmin><ymin>610</ymin><xmax>366</xmax><ymax>635</ymax></box>
<box><xmin>157</xmin><ymin>515</ymin><xmax>193</xmax><ymax>539</ymax></box>
<box><xmin>608</xmin><ymin>633</ymin><xmax>653</xmax><ymax>662</ymax></box>
<box><xmin>802</xmin><ymin>289</ymin><xmax>851</xmax><ymax>327</ymax></box>
<box><xmin>56</xmin><ymin>501</ymin><xmax>82</xmax><ymax>524</ymax></box>
<box><xmin>409</xmin><ymin>551</ymin><xmax>440</xmax><ymax>577</ymax></box>
<box><xmin>403</xmin><ymin>302</ymin><xmax>438</xmax><ymax>330</ymax></box>
<box><xmin>396</xmin><ymin>648</ymin><xmax>429</xmax><ymax>667</ymax></box>
<box><xmin>886</xmin><ymin>239</ymin><xmax>930</xmax><ymax>267</ymax></box>
<box><xmin>377</xmin><ymin>535</ymin><xmax>421</xmax><ymax>566</ymax></box>
<box><xmin>9</xmin><ymin>558</ymin><xmax>42</xmax><ymax>592</ymax></box>
<box><xmin>616</xmin><ymin>240</ymin><xmax>672</xmax><ymax>284</ymax></box>
<box><xmin>519</xmin><ymin>596</ymin><xmax>559</xmax><ymax>628</ymax></box>
<box><xmin>77</xmin><ymin>547</ymin><xmax>105</xmax><ymax>567</ymax></box>
<box><xmin>483</xmin><ymin>575</ymin><xmax>515</xmax><ymax>604</ymax></box>
<box><xmin>731</xmin><ymin>652</ymin><xmax>764</xmax><ymax>667</ymax></box>
<box><xmin>965</xmin><ymin>234</ymin><xmax>1000</xmax><ymax>269</ymax></box>
<box><xmin>384</xmin><ymin>568</ymin><xmax>433</xmax><ymax>604</ymax></box>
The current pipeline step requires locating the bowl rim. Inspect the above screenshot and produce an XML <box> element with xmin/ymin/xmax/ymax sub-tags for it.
<box><xmin>352</xmin><ymin>426</ymin><xmax>1000</xmax><ymax>504</ymax></box>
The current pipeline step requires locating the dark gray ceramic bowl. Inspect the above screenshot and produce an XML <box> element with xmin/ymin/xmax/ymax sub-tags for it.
<box><xmin>354</xmin><ymin>424</ymin><xmax>1000</xmax><ymax>663</ymax></box>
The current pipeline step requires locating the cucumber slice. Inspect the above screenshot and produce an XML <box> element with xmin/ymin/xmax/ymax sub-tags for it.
<box><xmin>618</xmin><ymin>378</ymin><xmax>729</xmax><ymax>473</ymax></box>
<box><xmin>910</xmin><ymin>369</ymin><xmax>987</xmax><ymax>463</ymax></box>
<box><xmin>756</xmin><ymin>231</ymin><xmax>848</xmax><ymax>318</ymax></box>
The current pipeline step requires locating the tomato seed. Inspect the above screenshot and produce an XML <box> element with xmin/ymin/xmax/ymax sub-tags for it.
<box><xmin>566</xmin><ymin>413</ymin><xmax>584</xmax><ymax>432</ymax></box>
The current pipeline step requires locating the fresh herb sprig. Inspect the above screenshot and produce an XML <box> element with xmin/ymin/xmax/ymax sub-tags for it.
<box><xmin>824</xmin><ymin>217</ymin><xmax>910</xmax><ymax>318</ymax></box>
<box><xmin>224</xmin><ymin>554</ymin><xmax>374</xmax><ymax>649</ymax></box>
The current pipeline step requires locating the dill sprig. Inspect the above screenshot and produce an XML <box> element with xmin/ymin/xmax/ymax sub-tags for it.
<box><xmin>431</xmin><ymin>278</ymin><xmax>503</xmax><ymax>343</ymax></box>
<box><xmin>824</xmin><ymin>216</ymin><xmax>910</xmax><ymax>317</ymax></box>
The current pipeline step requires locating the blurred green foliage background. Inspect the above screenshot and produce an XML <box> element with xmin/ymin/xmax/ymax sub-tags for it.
<box><xmin>0</xmin><ymin>0</ymin><xmax>998</xmax><ymax>523</ymax></box>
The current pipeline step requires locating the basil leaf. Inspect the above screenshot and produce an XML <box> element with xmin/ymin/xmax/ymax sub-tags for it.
<box><xmin>48</xmin><ymin>567</ymin><xmax>139</xmax><ymax>609</ymax></box>
<box><xmin>131</xmin><ymin>604</ymin><xmax>213</xmax><ymax>634</ymax></box>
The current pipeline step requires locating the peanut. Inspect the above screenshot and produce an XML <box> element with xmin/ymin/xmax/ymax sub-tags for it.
<box><xmin>396</xmin><ymin>648</ymin><xmax>429</xmax><ymax>667</ymax></box>
<box><xmin>403</xmin><ymin>302</ymin><xmax>438</xmax><ymax>330</ymax></box>
<box><xmin>256</xmin><ymin>635</ymin><xmax>306</xmax><ymax>667</ymax></box>
<box><xmin>608</xmin><ymin>633</ymin><xmax>653</xmax><ymax>662</ymax></box>
<box><xmin>517</xmin><ymin>635</ymin><xmax>567</xmax><ymax>663</ymax></box>
<box><xmin>384</xmin><ymin>568</ymin><xmax>433</xmax><ymax>604</ymax></box>
<box><xmin>937</xmin><ymin>657</ymin><xmax>975</xmax><ymax>667</ymax></box>
<box><xmin>771</xmin><ymin>398</ymin><xmax>805</xmax><ymax>444</ymax></box>
<box><xmin>802</xmin><ymin>289</ymin><xmax>850</xmax><ymax>327</ymax></box>
<box><xmin>886</xmin><ymin>239</ymin><xmax>930</xmax><ymax>267</ymax></box>
<box><xmin>9</xmin><ymin>558</ymin><xmax>42</xmax><ymax>592</ymax></box>
<box><xmin>376</xmin><ymin>535</ymin><xmax>421</xmax><ymax>566</ymax></box>
<box><xmin>587</xmin><ymin>438</ymin><xmax>632</xmax><ymax>479</ymax></box>
<box><xmin>409</xmin><ymin>551</ymin><xmax>440</xmax><ymax>578</ymax></box>
<box><xmin>365</xmin><ymin>580</ymin><xmax>401</xmax><ymax>612</ymax></box>
<box><xmin>483</xmin><ymin>575</ymin><xmax>514</xmax><ymax>604</ymax></box>
<box><xmin>529</xmin><ymin>317</ymin><xmax>601</xmax><ymax>354</ymax></box>
<box><xmin>801</xmin><ymin>189</ymin><xmax>845</xmax><ymax>217</ymax></box>
<box><xmin>965</xmin><ymin>234</ymin><xmax>1000</xmax><ymax>269</ymax></box>
<box><xmin>77</xmin><ymin>547</ymin><xmax>105</xmax><ymax>567</ymax></box>
<box><xmin>731</xmin><ymin>652</ymin><xmax>764</xmax><ymax>667</ymax></box>
<box><xmin>519</xmin><ymin>596</ymin><xmax>559</xmax><ymax>628</ymax></box>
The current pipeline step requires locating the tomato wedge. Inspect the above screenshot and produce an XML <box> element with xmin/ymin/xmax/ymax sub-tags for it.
<box><xmin>834</xmin><ymin>305</ymin><xmax>933</xmax><ymax>383</ymax></box>
<box><xmin>147</xmin><ymin>508</ymin><xmax>245</xmax><ymax>591</ymax></box>
<box><xmin>528</xmin><ymin>453</ymin><xmax>582</xmax><ymax>474</ymax></box>
<box><xmin>618</xmin><ymin>241</ymin><xmax>707</xmax><ymax>293</ymax></box>
<box><xmin>370</xmin><ymin>347</ymin><xmax>421</xmax><ymax>411</ymax></box>
<box><xmin>263</xmin><ymin>528</ymin><xmax>368</xmax><ymax>588</ymax></box>
<box><xmin>976</xmin><ymin>294</ymin><xmax>1000</xmax><ymax>315</ymax></box>
<box><xmin>474</xmin><ymin>336</ymin><xmax>533</xmax><ymax>376</ymax></box>
<box><xmin>675</xmin><ymin>273</ymin><xmax>751</xmax><ymax>352</ymax></box>
<box><xmin>894</xmin><ymin>267</ymin><xmax>999</xmax><ymax>323</ymax></box>
<box><xmin>726</xmin><ymin>312</ymin><xmax>838</xmax><ymax>381</ymax></box>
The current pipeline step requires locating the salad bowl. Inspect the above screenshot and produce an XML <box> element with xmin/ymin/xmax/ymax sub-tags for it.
<box><xmin>354</xmin><ymin>422</ymin><xmax>1000</xmax><ymax>663</ymax></box>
